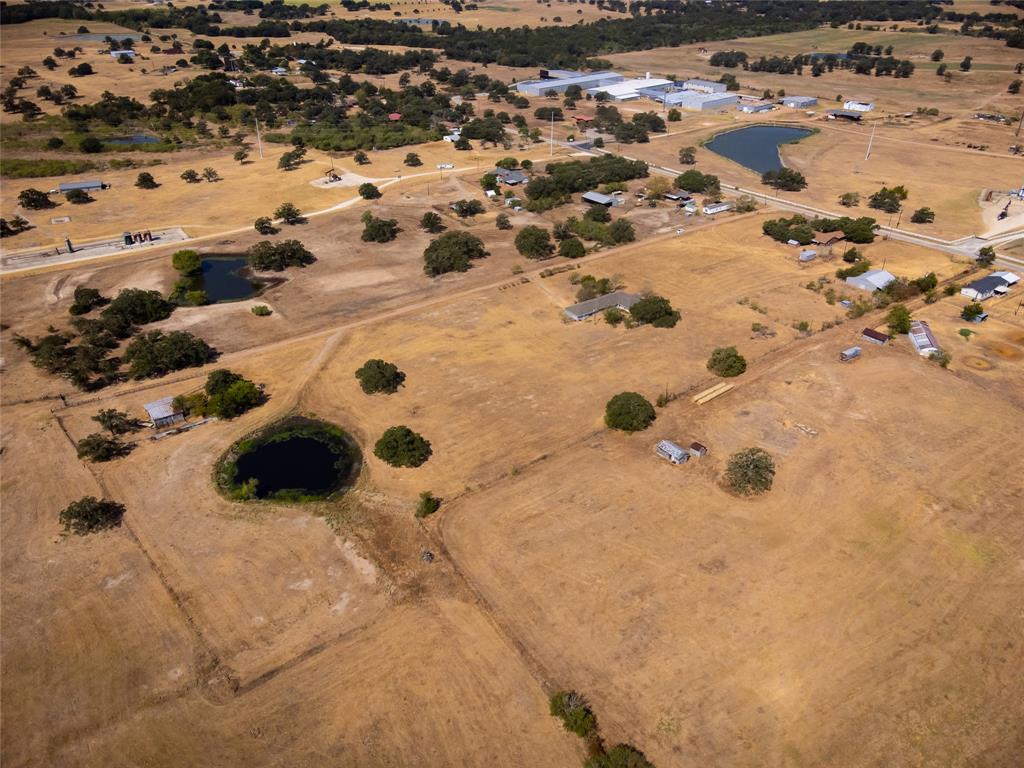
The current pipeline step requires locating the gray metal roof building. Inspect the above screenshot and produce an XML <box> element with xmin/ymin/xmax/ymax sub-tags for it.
<box><xmin>639</xmin><ymin>88</ymin><xmax>737</xmax><ymax>111</ymax></box>
<box><xmin>58</xmin><ymin>180</ymin><xmax>105</xmax><ymax>192</ymax></box>
<box><xmin>144</xmin><ymin>396</ymin><xmax>185</xmax><ymax>428</ymax></box>
<box><xmin>564</xmin><ymin>291</ymin><xmax>640</xmax><ymax>321</ymax></box>
<box><xmin>582</xmin><ymin>191</ymin><xmax>615</xmax><ymax>207</ymax></box>
<box><xmin>681</xmin><ymin>78</ymin><xmax>727</xmax><ymax>93</ymax></box>
<box><xmin>846</xmin><ymin>269</ymin><xmax>895</xmax><ymax>292</ymax></box>
<box><xmin>516</xmin><ymin>71</ymin><xmax>624</xmax><ymax>96</ymax></box>
<box><xmin>782</xmin><ymin>95</ymin><xmax>818</xmax><ymax>108</ymax></box>
<box><xmin>493</xmin><ymin>167</ymin><xmax>528</xmax><ymax>185</ymax></box>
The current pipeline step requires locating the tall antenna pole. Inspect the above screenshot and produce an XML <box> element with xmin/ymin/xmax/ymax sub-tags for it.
<box><xmin>255</xmin><ymin>116</ymin><xmax>264</xmax><ymax>160</ymax></box>
<box><xmin>864</xmin><ymin>121</ymin><xmax>876</xmax><ymax>161</ymax></box>
<box><xmin>1017</xmin><ymin>109</ymin><xmax>1023</xmax><ymax>137</ymax></box>
<box><xmin>550</xmin><ymin>110</ymin><xmax>554</xmax><ymax>156</ymax></box>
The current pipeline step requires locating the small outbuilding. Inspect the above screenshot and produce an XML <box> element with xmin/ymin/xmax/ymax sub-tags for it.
<box><xmin>655</xmin><ymin>440</ymin><xmax>689</xmax><ymax>465</ymax></box>
<box><xmin>798</xmin><ymin>249</ymin><xmax>817</xmax><ymax>262</ymax></box>
<box><xmin>738</xmin><ymin>100</ymin><xmax>773</xmax><ymax>113</ymax></box>
<box><xmin>827</xmin><ymin>109</ymin><xmax>863</xmax><ymax>122</ymax></box>
<box><xmin>702</xmin><ymin>201</ymin><xmax>733</xmax><ymax>216</ymax></box>
<box><xmin>144</xmin><ymin>396</ymin><xmax>185</xmax><ymax>429</ymax></box>
<box><xmin>861</xmin><ymin>328</ymin><xmax>890</xmax><ymax>345</ymax></box>
<box><xmin>840</xmin><ymin>346</ymin><xmax>862</xmax><ymax>362</ymax></box>
<box><xmin>688</xmin><ymin>442</ymin><xmax>708</xmax><ymax>458</ymax></box>
<box><xmin>909</xmin><ymin>320</ymin><xmax>940</xmax><ymax>357</ymax></box>
<box><xmin>843</xmin><ymin>99</ymin><xmax>874</xmax><ymax>112</ymax></box>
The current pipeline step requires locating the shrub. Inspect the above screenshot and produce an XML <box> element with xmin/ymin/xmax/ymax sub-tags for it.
<box><xmin>374</xmin><ymin>426</ymin><xmax>432</xmax><ymax>468</ymax></box>
<box><xmin>78</xmin><ymin>136</ymin><xmax>104</xmax><ymax>154</ymax></box>
<box><xmin>355</xmin><ymin>359</ymin><xmax>405</xmax><ymax>394</ymax></box>
<box><xmin>910</xmin><ymin>207</ymin><xmax>934</xmax><ymax>224</ymax></box>
<box><xmin>707</xmin><ymin>346</ymin><xmax>747</xmax><ymax>377</ymax></box>
<box><xmin>977</xmin><ymin>246</ymin><xmax>995</xmax><ymax>266</ymax></box>
<box><xmin>724</xmin><ymin>447</ymin><xmax>775</xmax><ymax>495</ymax></box>
<box><xmin>123</xmin><ymin>330</ymin><xmax>215</xmax><ymax>379</ymax></box>
<box><xmin>630</xmin><ymin>294</ymin><xmax>679</xmax><ymax>328</ymax></box>
<box><xmin>420</xmin><ymin>211</ymin><xmax>444</xmax><ymax>233</ymax></box>
<box><xmin>254</xmin><ymin>216</ymin><xmax>277</xmax><ymax>235</ymax></box>
<box><xmin>76</xmin><ymin>433</ymin><xmax>132</xmax><ymax>462</ymax></box>
<box><xmin>886</xmin><ymin>304</ymin><xmax>912</xmax><ymax>335</ymax></box>
<box><xmin>404</xmin><ymin>152</ymin><xmax>422</xmax><ymax>167</ymax></box>
<box><xmin>247</xmin><ymin>239</ymin><xmax>315</xmax><ymax>271</ymax></box>
<box><xmin>59</xmin><ymin>496</ymin><xmax>124</xmax><ymax>535</ymax></box>
<box><xmin>423</xmin><ymin>231</ymin><xmax>488</xmax><ymax>276</ymax></box>
<box><xmin>929</xmin><ymin>349</ymin><xmax>951</xmax><ymax>368</ymax></box>
<box><xmin>354</xmin><ymin>150</ymin><xmax>370</xmax><ymax>165</ymax></box>
<box><xmin>559</xmin><ymin>237</ymin><xmax>585</xmax><ymax>259</ymax></box>
<box><xmin>604</xmin><ymin>307</ymin><xmax>625</xmax><ymax>325</ymax></box>
<box><xmin>65</xmin><ymin>188</ymin><xmax>93</xmax><ymax>204</ymax></box>
<box><xmin>415</xmin><ymin>491</ymin><xmax>441</xmax><ymax>518</ymax></box>
<box><xmin>839</xmin><ymin>191</ymin><xmax>860</xmax><ymax>207</ymax></box>
<box><xmin>251</xmin><ymin>304</ymin><xmax>272</xmax><ymax>316</ymax></box>
<box><xmin>515</xmin><ymin>226</ymin><xmax>554</xmax><ymax>259</ymax></box>
<box><xmin>171</xmin><ymin>249</ymin><xmax>201</xmax><ymax>274</ymax></box>
<box><xmin>135</xmin><ymin>171</ymin><xmax>158</xmax><ymax>189</ymax></box>
<box><xmin>604</xmin><ymin>392</ymin><xmax>655</xmax><ymax>432</ymax></box>
<box><xmin>609</xmin><ymin>219</ymin><xmax>635</xmax><ymax>243</ymax></box>
<box><xmin>181</xmin><ymin>169</ymin><xmax>200</xmax><ymax>183</ymax></box>
<box><xmin>495</xmin><ymin>212</ymin><xmax>512</xmax><ymax>230</ymax></box>
<box><xmin>92</xmin><ymin>408</ymin><xmax>141</xmax><ymax>435</ymax></box>
<box><xmin>358</xmin><ymin>182</ymin><xmax>381</xmax><ymax>200</ymax></box>
<box><xmin>549</xmin><ymin>690</ymin><xmax>597</xmax><ymax>739</ymax></box>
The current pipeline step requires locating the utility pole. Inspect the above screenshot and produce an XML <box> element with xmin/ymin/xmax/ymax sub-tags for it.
<box><xmin>254</xmin><ymin>116</ymin><xmax>264</xmax><ymax>160</ymax></box>
<box><xmin>550</xmin><ymin>110</ymin><xmax>554</xmax><ymax>157</ymax></box>
<box><xmin>1017</xmin><ymin>109</ymin><xmax>1024</xmax><ymax>137</ymax></box>
<box><xmin>864</xmin><ymin>121</ymin><xmax>876</xmax><ymax>161</ymax></box>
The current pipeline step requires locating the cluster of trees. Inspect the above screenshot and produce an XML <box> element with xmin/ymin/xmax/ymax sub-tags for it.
<box><xmin>423</xmin><ymin>231</ymin><xmax>488</xmax><ymax>276</ymax></box>
<box><xmin>674</xmin><ymin>170</ymin><xmax>720</xmax><ymax>197</ymax></box>
<box><xmin>13</xmin><ymin>287</ymin><xmax>211</xmax><ymax>390</ymax></box>
<box><xmin>561</xmin><ymin>209</ymin><xmax>636</xmax><ymax>247</ymax></box>
<box><xmin>761</xmin><ymin>167</ymin><xmax>807</xmax><ymax>191</ymax></box>
<box><xmin>361</xmin><ymin>211</ymin><xmax>399</xmax><ymax>242</ymax></box>
<box><xmin>59</xmin><ymin>497</ymin><xmax>125</xmax><ymax>536</ymax></box>
<box><xmin>572</xmin><ymin>273</ymin><xmax>622</xmax><ymax>302</ymax></box>
<box><xmin>525</xmin><ymin>155</ymin><xmax>648</xmax><ymax>211</ymax></box>
<box><xmin>172</xmin><ymin>369</ymin><xmax>264</xmax><ymax>419</ymax></box>
<box><xmin>868</xmin><ymin>185</ymin><xmax>909</xmax><ymax>214</ymax></box>
<box><xmin>549</xmin><ymin>688</ymin><xmax>655</xmax><ymax>767</ymax></box>
<box><xmin>247</xmin><ymin>239</ymin><xmax>315</xmax><ymax>271</ymax></box>
<box><xmin>762</xmin><ymin>214</ymin><xmax>878</xmax><ymax>245</ymax></box>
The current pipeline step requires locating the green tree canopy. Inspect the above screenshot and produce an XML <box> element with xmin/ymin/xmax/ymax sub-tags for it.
<box><xmin>355</xmin><ymin>359</ymin><xmax>406</xmax><ymax>394</ymax></box>
<box><xmin>724</xmin><ymin>447</ymin><xmax>776</xmax><ymax>495</ymax></box>
<box><xmin>605</xmin><ymin>392</ymin><xmax>656</xmax><ymax>432</ymax></box>
<box><xmin>171</xmin><ymin>249</ymin><xmax>201</xmax><ymax>275</ymax></box>
<box><xmin>423</xmin><ymin>231</ymin><xmax>487</xmax><ymax>276</ymax></box>
<box><xmin>374</xmin><ymin>425</ymin><xmax>432</xmax><ymax>468</ymax></box>
<box><xmin>630</xmin><ymin>294</ymin><xmax>679</xmax><ymax>328</ymax></box>
<box><xmin>514</xmin><ymin>225</ymin><xmax>554</xmax><ymax>259</ymax></box>
<box><xmin>247</xmin><ymin>240</ymin><xmax>315</xmax><ymax>271</ymax></box>
<box><xmin>707</xmin><ymin>346</ymin><xmax>747</xmax><ymax>377</ymax></box>
<box><xmin>59</xmin><ymin>496</ymin><xmax>125</xmax><ymax>535</ymax></box>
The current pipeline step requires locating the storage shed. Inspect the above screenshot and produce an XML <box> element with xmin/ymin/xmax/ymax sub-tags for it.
<box><xmin>861</xmin><ymin>328</ymin><xmax>889</xmax><ymax>345</ymax></box>
<box><xmin>909</xmin><ymin>320</ymin><xmax>940</xmax><ymax>357</ymax></box>
<box><xmin>782</xmin><ymin>96</ymin><xmax>817</xmax><ymax>108</ymax></box>
<box><xmin>144</xmin><ymin>396</ymin><xmax>185</xmax><ymax>429</ymax></box>
<box><xmin>846</xmin><ymin>269</ymin><xmax>895</xmax><ymax>292</ymax></box>
<box><xmin>688</xmin><ymin>442</ymin><xmax>708</xmax><ymax>458</ymax></box>
<box><xmin>840</xmin><ymin>346</ymin><xmax>862</xmax><ymax>362</ymax></box>
<box><xmin>681</xmin><ymin>79</ymin><xmax>727</xmax><ymax>93</ymax></box>
<box><xmin>582</xmin><ymin>191</ymin><xmax>615</xmax><ymax>207</ymax></box>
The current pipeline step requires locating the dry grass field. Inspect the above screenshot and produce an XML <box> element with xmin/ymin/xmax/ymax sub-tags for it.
<box><xmin>4</xmin><ymin>7</ymin><xmax>1024</xmax><ymax>767</ymax></box>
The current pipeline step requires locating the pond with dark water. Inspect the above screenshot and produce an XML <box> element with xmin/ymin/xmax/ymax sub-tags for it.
<box><xmin>106</xmin><ymin>134</ymin><xmax>161</xmax><ymax>145</ymax></box>
<box><xmin>705</xmin><ymin>125</ymin><xmax>813</xmax><ymax>174</ymax></box>
<box><xmin>186</xmin><ymin>257</ymin><xmax>261</xmax><ymax>302</ymax></box>
<box><xmin>234</xmin><ymin>436</ymin><xmax>346</xmax><ymax>499</ymax></box>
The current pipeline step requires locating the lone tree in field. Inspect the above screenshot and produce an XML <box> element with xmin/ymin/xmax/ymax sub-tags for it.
<box><xmin>358</xmin><ymin>182</ymin><xmax>382</xmax><ymax>200</ymax></box>
<box><xmin>404</xmin><ymin>152</ymin><xmax>422</xmax><ymax>167</ymax></box>
<box><xmin>92</xmin><ymin>408</ymin><xmax>141</xmax><ymax>435</ymax></box>
<box><xmin>274</xmin><ymin>202</ymin><xmax>304</xmax><ymax>224</ymax></box>
<box><xmin>423</xmin><ymin>231</ymin><xmax>488</xmax><ymax>276</ymax></box>
<box><xmin>354</xmin><ymin>150</ymin><xmax>370</xmax><ymax>165</ymax></box>
<box><xmin>495</xmin><ymin>212</ymin><xmax>513</xmax><ymax>231</ymax></box>
<box><xmin>76</xmin><ymin>433</ymin><xmax>133</xmax><ymax>462</ymax></box>
<box><xmin>203</xmin><ymin>369</ymin><xmax>264</xmax><ymax>419</ymax></box>
<box><xmin>415</xmin><ymin>491</ymin><xmax>441</xmax><ymax>518</ymax></box>
<box><xmin>420</xmin><ymin>211</ymin><xmax>444</xmax><ymax>233</ymax></box>
<box><xmin>977</xmin><ymin>246</ymin><xmax>996</xmax><ymax>266</ymax></box>
<box><xmin>355</xmin><ymin>359</ymin><xmax>406</xmax><ymax>394</ymax></box>
<box><xmin>514</xmin><ymin>225</ymin><xmax>554</xmax><ymax>259</ymax></box>
<box><xmin>374</xmin><ymin>426</ymin><xmax>432</xmax><ymax>468</ymax></box>
<box><xmin>707</xmin><ymin>346</ymin><xmax>747</xmax><ymax>377</ymax></box>
<box><xmin>135</xmin><ymin>172</ymin><xmax>158</xmax><ymax>189</ymax></box>
<box><xmin>360</xmin><ymin>212</ymin><xmax>399</xmax><ymax>243</ymax></box>
<box><xmin>17</xmin><ymin>189</ymin><xmax>53</xmax><ymax>209</ymax></box>
<box><xmin>678</xmin><ymin>146</ymin><xmax>696</xmax><ymax>164</ymax></box>
<box><xmin>910</xmin><ymin>207</ymin><xmax>935</xmax><ymax>224</ymax></box>
<box><xmin>181</xmin><ymin>169</ymin><xmax>201</xmax><ymax>183</ymax></box>
<box><xmin>549</xmin><ymin>690</ymin><xmax>597</xmax><ymax>739</ymax></box>
<box><xmin>254</xmin><ymin>216</ymin><xmax>277</xmax><ymax>235</ymax></box>
<box><xmin>886</xmin><ymin>304</ymin><xmax>912</xmax><ymax>335</ymax></box>
<box><xmin>724</xmin><ymin>447</ymin><xmax>775</xmax><ymax>496</ymax></box>
<box><xmin>59</xmin><ymin>496</ymin><xmax>125</xmax><ymax>535</ymax></box>
<box><xmin>604</xmin><ymin>392</ymin><xmax>656</xmax><ymax>432</ymax></box>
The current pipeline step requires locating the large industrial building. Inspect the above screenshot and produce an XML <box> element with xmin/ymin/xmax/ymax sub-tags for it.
<box><xmin>516</xmin><ymin>71</ymin><xmax>624</xmax><ymax>96</ymax></box>
<box><xmin>681</xmin><ymin>78</ymin><xmax>728</xmax><ymax>93</ymax></box>
<box><xmin>587</xmin><ymin>76</ymin><xmax>672</xmax><ymax>101</ymax></box>
<box><xmin>637</xmin><ymin>86</ymin><xmax>737</xmax><ymax>111</ymax></box>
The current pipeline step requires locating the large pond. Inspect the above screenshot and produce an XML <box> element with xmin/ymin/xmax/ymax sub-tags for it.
<box><xmin>221</xmin><ymin>419</ymin><xmax>359</xmax><ymax>501</ymax></box>
<box><xmin>705</xmin><ymin>125</ymin><xmax>813</xmax><ymax>174</ymax></box>
<box><xmin>186</xmin><ymin>257</ymin><xmax>262</xmax><ymax>302</ymax></box>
